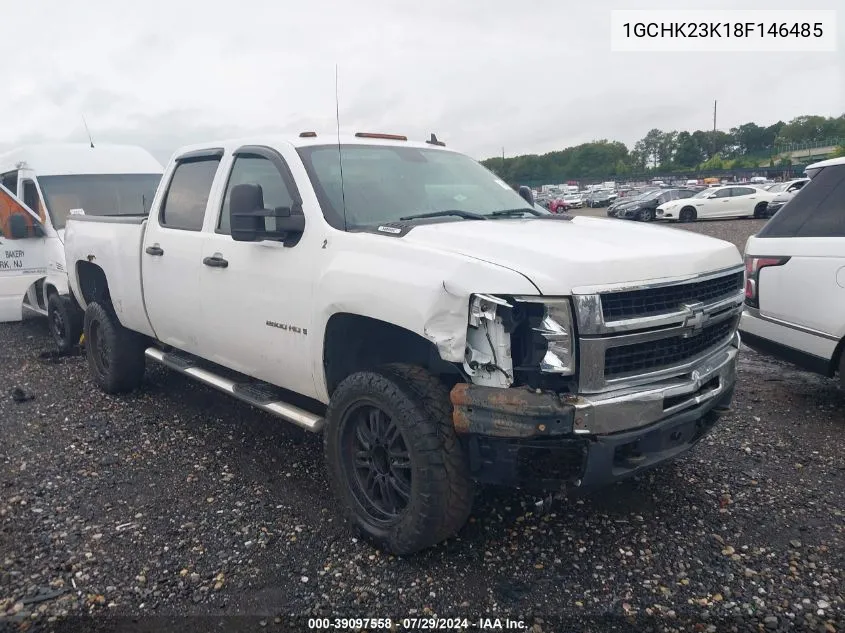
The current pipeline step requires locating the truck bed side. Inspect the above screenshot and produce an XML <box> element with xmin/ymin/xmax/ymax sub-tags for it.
<box><xmin>64</xmin><ymin>216</ymin><xmax>156</xmax><ymax>337</ymax></box>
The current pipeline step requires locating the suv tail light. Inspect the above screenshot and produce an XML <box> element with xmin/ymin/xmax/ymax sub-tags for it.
<box><xmin>744</xmin><ymin>255</ymin><xmax>790</xmax><ymax>308</ymax></box>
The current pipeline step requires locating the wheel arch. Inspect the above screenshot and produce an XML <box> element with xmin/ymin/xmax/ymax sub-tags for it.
<box><xmin>322</xmin><ymin>312</ymin><xmax>461</xmax><ymax>398</ymax></box>
<box><xmin>75</xmin><ymin>261</ymin><xmax>112</xmax><ymax>308</ymax></box>
<box><xmin>829</xmin><ymin>333</ymin><xmax>845</xmax><ymax>378</ymax></box>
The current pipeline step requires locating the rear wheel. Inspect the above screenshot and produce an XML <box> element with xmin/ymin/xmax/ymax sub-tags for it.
<box><xmin>840</xmin><ymin>352</ymin><xmax>845</xmax><ymax>393</ymax></box>
<box><xmin>83</xmin><ymin>301</ymin><xmax>146</xmax><ymax>394</ymax></box>
<box><xmin>679</xmin><ymin>207</ymin><xmax>697</xmax><ymax>223</ymax></box>
<box><xmin>47</xmin><ymin>294</ymin><xmax>83</xmax><ymax>353</ymax></box>
<box><xmin>324</xmin><ymin>363</ymin><xmax>473</xmax><ymax>555</ymax></box>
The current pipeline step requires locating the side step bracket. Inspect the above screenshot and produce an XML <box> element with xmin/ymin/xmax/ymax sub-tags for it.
<box><xmin>144</xmin><ymin>347</ymin><xmax>325</xmax><ymax>432</ymax></box>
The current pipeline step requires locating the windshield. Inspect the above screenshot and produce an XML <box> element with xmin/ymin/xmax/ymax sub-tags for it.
<box><xmin>768</xmin><ymin>182</ymin><xmax>788</xmax><ymax>193</ymax></box>
<box><xmin>626</xmin><ymin>189</ymin><xmax>658</xmax><ymax>201</ymax></box>
<box><xmin>39</xmin><ymin>173</ymin><xmax>162</xmax><ymax>230</ymax></box>
<box><xmin>297</xmin><ymin>144</ymin><xmax>534</xmax><ymax>228</ymax></box>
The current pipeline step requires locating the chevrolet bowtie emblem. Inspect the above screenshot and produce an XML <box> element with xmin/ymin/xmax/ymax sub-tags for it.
<box><xmin>681</xmin><ymin>302</ymin><xmax>706</xmax><ymax>336</ymax></box>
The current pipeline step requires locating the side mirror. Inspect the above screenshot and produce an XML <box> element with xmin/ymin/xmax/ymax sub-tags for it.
<box><xmin>707</xmin><ymin>193</ymin><xmax>718</xmax><ymax>199</ymax></box>
<box><xmin>8</xmin><ymin>214</ymin><xmax>30</xmax><ymax>239</ymax></box>
<box><xmin>518</xmin><ymin>186</ymin><xmax>534</xmax><ymax>206</ymax></box>
<box><xmin>229</xmin><ymin>183</ymin><xmax>305</xmax><ymax>243</ymax></box>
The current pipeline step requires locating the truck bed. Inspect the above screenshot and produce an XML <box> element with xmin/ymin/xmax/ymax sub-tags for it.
<box><xmin>64</xmin><ymin>215</ymin><xmax>155</xmax><ymax>337</ymax></box>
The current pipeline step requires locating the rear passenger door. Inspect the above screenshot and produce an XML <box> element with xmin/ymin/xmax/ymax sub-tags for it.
<box><xmin>142</xmin><ymin>150</ymin><xmax>223</xmax><ymax>354</ymax></box>
<box><xmin>728</xmin><ymin>186</ymin><xmax>760</xmax><ymax>217</ymax></box>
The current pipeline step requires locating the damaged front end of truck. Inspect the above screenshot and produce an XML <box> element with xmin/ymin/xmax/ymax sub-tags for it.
<box><xmin>451</xmin><ymin>269</ymin><xmax>744</xmax><ymax>493</ymax></box>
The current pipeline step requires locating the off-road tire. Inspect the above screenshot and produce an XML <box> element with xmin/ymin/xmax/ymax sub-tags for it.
<box><xmin>679</xmin><ymin>207</ymin><xmax>697</xmax><ymax>223</ymax></box>
<box><xmin>47</xmin><ymin>293</ymin><xmax>83</xmax><ymax>353</ymax></box>
<box><xmin>83</xmin><ymin>301</ymin><xmax>146</xmax><ymax>394</ymax></box>
<box><xmin>324</xmin><ymin>363</ymin><xmax>474</xmax><ymax>555</ymax></box>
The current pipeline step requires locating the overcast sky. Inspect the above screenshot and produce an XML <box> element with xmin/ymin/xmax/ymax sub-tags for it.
<box><xmin>1</xmin><ymin>0</ymin><xmax>842</xmax><ymax>164</ymax></box>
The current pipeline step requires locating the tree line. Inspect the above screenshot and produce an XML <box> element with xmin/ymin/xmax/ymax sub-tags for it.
<box><xmin>482</xmin><ymin>114</ymin><xmax>845</xmax><ymax>183</ymax></box>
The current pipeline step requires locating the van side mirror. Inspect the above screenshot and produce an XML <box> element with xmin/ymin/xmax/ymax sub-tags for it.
<box><xmin>229</xmin><ymin>183</ymin><xmax>305</xmax><ymax>244</ymax></box>
<box><xmin>518</xmin><ymin>186</ymin><xmax>534</xmax><ymax>206</ymax></box>
<box><xmin>8</xmin><ymin>214</ymin><xmax>30</xmax><ymax>239</ymax></box>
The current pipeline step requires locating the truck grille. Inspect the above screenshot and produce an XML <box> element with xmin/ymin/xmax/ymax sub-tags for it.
<box><xmin>601</xmin><ymin>271</ymin><xmax>743</xmax><ymax>321</ymax></box>
<box><xmin>604</xmin><ymin>318</ymin><xmax>736</xmax><ymax>378</ymax></box>
<box><xmin>573</xmin><ymin>267</ymin><xmax>744</xmax><ymax>392</ymax></box>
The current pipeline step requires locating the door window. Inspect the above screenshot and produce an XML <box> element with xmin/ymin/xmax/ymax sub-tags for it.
<box><xmin>730</xmin><ymin>187</ymin><xmax>757</xmax><ymax>197</ymax></box>
<box><xmin>21</xmin><ymin>180</ymin><xmax>46</xmax><ymax>224</ymax></box>
<box><xmin>159</xmin><ymin>158</ymin><xmax>221</xmax><ymax>231</ymax></box>
<box><xmin>218</xmin><ymin>154</ymin><xmax>296</xmax><ymax>234</ymax></box>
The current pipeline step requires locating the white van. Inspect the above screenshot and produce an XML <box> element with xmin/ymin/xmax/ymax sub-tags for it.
<box><xmin>0</xmin><ymin>144</ymin><xmax>163</xmax><ymax>350</ymax></box>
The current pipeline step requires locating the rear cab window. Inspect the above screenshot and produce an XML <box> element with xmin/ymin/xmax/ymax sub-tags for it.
<box><xmin>757</xmin><ymin>164</ymin><xmax>845</xmax><ymax>238</ymax></box>
<box><xmin>159</xmin><ymin>155</ymin><xmax>222</xmax><ymax>231</ymax></box>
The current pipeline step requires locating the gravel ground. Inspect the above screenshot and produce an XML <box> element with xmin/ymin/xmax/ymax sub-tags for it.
<box><xmin>1</xmin><ymin>218</ymin><xmax>843</xmax><ymax>632</ymax></box>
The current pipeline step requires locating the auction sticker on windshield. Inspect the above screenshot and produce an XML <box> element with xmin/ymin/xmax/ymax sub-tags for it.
<box><xmin>610</xmin><ymin>9</ymin><xmax>837</xmax><ymax>52</ymax></box>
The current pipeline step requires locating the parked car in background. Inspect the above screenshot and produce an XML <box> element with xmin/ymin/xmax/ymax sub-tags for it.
<box><xmin>617</xmin><ymin>188</ymin><xmax>697</xmax><ymax>222</ymax></box>
<box><xmin>739</xmin><ymin>156</ymin><xmax>845</xmax><ymax>387</ymax></box>
<box><xmin>762</xmin><ymin>178</ymin><xmax>810</xmax><ymax>218</ymax></box>
<box><xmin>655</xmin><ymin>185</ymin><xmax>778</xmax><ymax>222</ymax></box>
<box><xmin>606</xmin><ymin>188</ymin><xmax>661</xmax><ymax>216</ymax></box>
<box><xmin>585</xmin><ymin>189</ymin><xmax>615</xmax><ymax>207</ymax></box>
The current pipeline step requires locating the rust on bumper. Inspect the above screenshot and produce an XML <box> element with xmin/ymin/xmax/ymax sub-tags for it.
<box><xmin>449</xmin><ymin>383</ymin><xmax>576</xmax><ymax>438</ymax></box>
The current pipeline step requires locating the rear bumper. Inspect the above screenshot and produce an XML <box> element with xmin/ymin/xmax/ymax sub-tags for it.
<box><xmin>739</xmin><ymin>309</ymin><xmax>834</xmax><ymax>376</ymax></box>
<box><xmin>450</xmin><ymin>338</ymin><xmax>739</xmax><ymax>491</ymax></box>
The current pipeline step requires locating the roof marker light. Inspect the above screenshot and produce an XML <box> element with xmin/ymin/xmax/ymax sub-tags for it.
<box><xmin>354</xmin><ymin>132</ymin><xmax>408</xmax><ymax>141</ymax></box>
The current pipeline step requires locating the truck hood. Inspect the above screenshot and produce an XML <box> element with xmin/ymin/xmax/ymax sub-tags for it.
<box><xmin>401</xmin><ymin>216</ymin><xmax>741</xmax><ymax>294</ymax></box>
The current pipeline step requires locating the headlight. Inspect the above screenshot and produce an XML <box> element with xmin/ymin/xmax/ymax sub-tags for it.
<box><xmin>515</xmin><ymin>297</ymin><xmax>576</xmax><ymax>375</ymax></box>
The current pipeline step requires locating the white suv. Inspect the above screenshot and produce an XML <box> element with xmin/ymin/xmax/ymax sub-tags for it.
<box><xmin>739</xmin><ymin>156</ymin><xmax>845</xmax><ymax>388</ymax></box>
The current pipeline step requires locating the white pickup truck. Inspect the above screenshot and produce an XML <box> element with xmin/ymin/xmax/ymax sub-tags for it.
<box><xmin>64</xmin><ymin>132</ymin><xmax>744</xmax><ymax>554</ymax></box>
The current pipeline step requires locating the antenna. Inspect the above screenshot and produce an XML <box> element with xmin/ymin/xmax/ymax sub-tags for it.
<box><xmin>82</xmin><ymin>114</ymin><xmax>95</xmax><ymax>148</ymax></box>
<box><xmin>335</xmin><ymin>64</ymin><xmax>348</xmax><ymax>231</ymax></box>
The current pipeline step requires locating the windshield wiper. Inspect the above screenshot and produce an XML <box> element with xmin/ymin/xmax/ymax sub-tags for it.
<box><xmin>489</xmin><ymin>208</ymin><xmax>542</xmax><ymax>218</ymax></box>
<box><xmin>399</xmin><ymin>210</ymin><xmax>487</xmax><ymax>221</ymax></box>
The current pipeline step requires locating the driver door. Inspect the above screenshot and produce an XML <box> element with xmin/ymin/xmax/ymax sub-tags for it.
<box><xmin>0</xmin><ymin>176</ymin><xmax>48</xmax><ymax>321</ymax></box>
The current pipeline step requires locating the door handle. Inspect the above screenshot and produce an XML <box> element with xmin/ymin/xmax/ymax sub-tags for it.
<box><xmin>203</xmin><ymin>255</ymin><xmax>228</xmax><ymax>268</ymax></box>
<box><xmin>145</xmin><ymin>245</ymin><xmax>164</xmax><ymax>256</ymax></box>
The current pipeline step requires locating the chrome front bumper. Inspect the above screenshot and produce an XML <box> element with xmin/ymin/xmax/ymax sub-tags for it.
<box><xmin>565</xmin><ymin>333</ymin><xmax>739</xmax><ymax>435</ymax></box>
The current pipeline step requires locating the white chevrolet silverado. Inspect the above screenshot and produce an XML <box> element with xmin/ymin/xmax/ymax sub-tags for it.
<box><xmin>64</xmin><ymin>132</ymin><xmax>744</xmax><ymax>554</ymax></box>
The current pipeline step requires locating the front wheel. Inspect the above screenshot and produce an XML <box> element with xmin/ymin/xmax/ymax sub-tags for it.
<box><xmin>324</xmin><ymin>364</ymin><xmax>473</xmax><ymax>555</ymax></box>
<box><xmin>679</xmin><ymin>207</ymin><xmax>697</xmax><ymax>223</ymax></box>
<box><xmin>753</xmin><ymin>202</ymin><xmax>768</xmax><ymax>219</ymax></box>
<box><xmin>47</xmin><ymin>294</ymin><xmax>83</xmax><ymax>353</ymax></box>
<box><xmin>83</xmin><ymin>301</ymin><xmax>147</xmax><ymax>394</ymax></box>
